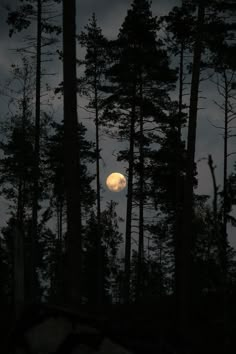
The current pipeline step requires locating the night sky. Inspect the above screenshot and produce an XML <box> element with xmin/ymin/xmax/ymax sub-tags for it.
<box><xmin>0</xmin><ymin>0</ymin><xmax>235</xmax><ymax>247</ymax></box>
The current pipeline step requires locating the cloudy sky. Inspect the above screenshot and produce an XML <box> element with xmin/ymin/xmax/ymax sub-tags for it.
<box><xmin>0</xmin><ymin>0</ymin><xmax>236</xmax><ymax>247</ymax></box>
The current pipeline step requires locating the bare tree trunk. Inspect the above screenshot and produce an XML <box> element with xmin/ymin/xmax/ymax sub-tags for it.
<box><xmin>14</xmin><ymin>73</ymin><xmax>29</xmax><ymax>313</ymax></box>
<box><xmin>208</xmin><ymin>155</ymin><xmax>218</xmax><ymax>237</ymax></box>
<box><xmin>222</xmin><ymin>69</ymin><xmax>230</xmax><ymax>354</ymax></box>
<box><xmin>136</xmin><ymin>78</ymin><xmax>144</xmax><ymax>302</ymax></box>
<box><xmin>95</xmin><ymin>74</ymin><xmax>103</xmax><ymax>306</ymax></box>
<box><xmin>223</xmin><ymin>70</ymin><xmax>228</xmax><ymax>251</ymax></box>
<box><xmin>30</xmin><ymin>0</ymin><xmax>42</xmax><ymax>303</ymax></box>
<box><xmin>14</xmin><ymin>173</ymin><xmax>25</xmax><ymax>317</ymax></box>
<box><xmin>174</xmin><ymin>40</ymin><xmax>184</xmax><ymax>316</ymax></box>
<box><xmin>54</xmin><ymin>199</ymin><xmax>63</xmax><ymax>303</ymax></box>
<box><xmin>14</xmin><ymin>222</ymin><xmax>24</xmax><ymax>318</ymax></box>
<box><xmin>208</xmin><ymin>154</ymin><xmax>219</xmax><ymax>295</ymax></box>
<box><xmin>178</xmin><ymin>1</ymin><xmax>205</xmax><ymax>338</ymax></box>
<box><xmin>178</xmin><ymin>41</ymin><xmax>184</xmax><ymax>138</ymax></box>
<box><xmin>63</xmin><ymin>0</ymin><xmax>82</xmax><ymax>307</ymax></box>
<box><xmin>124</xmin><ymin>84</ymin><xmax>137</xmax><ymax>304</ymax></box>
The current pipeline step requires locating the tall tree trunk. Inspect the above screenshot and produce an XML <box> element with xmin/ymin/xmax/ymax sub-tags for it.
<box><xmin>63</xmin><ymin>0</ymin><xmax>82</xmax><ymax>307</ymax></box>
<box><xmin>136</xmin><ymin>78</ymin><xmax>144</xmax><ymax>302</ymax></box>
<box><xmin>178</xmin><ymin>42</ymin><xmax>184</xmax><ymax>138</ymax></box>
<box><xmin>208</xmin><ymin>155</ymin><xmax>218</xmax><ymax>241</ymax></box>
<box><xmin>54</xmin><ymin>198</ymin><xmax>63</xmax><ymax>303</ymax></box>
<box><xmin>222</xmin><ymin>69</ymin><xmax>230</xmax><ymax>354</ymax></box>
<box><xmin>15</xmin><ymin>108</ymin><xmax>25</xmax><ymax>312</ymax></box>
<box><xmin>124</xmin><ymin>84</ymin><xmax>137</xmax><ymax>304</ymax></box>
<box><xmin>174</xmin><ymin>40</ymin><xmax>184</xmax><ymax>314</ymax></box>
<box><xmin>208</xmin><ymin>154</ymin><xmax>219</xmax><ymax>295</ymax></box>
<box><xmin>95</xmin><ymin>72</ymin><xmax>103</xmax><ymax>306</ymax></box>
<box><xmin>30</xmin><ymin>0</ymin><xmax>42</xmax><ymax>303</ymax></box>
<box><xmin>223</xmin><ymin>70</ymin><xmax>228</xmax><ymax>252</ymax></box>
<box><xmin>15</xmin><ymin>174</ymin><xmax>25</xmax><ymax>318</ymax></box>
<box><xmin>15</xmin><ymin>75</ymin><xmax>29</xmax><ymax>313</ymax></box>
<box><xmin>57</xmin><ymin>201</ymin><xmax>63</xmax><ymax>245</ymax></box>
<box><xmin>178</xmin><ymin>1</ymin><xmax>205</xmax><ymax>337</ymax></box>
<box><xmin>14</xmin><ymin>221</ymin><xmax>24</xmax><ymax>318</ymax></box>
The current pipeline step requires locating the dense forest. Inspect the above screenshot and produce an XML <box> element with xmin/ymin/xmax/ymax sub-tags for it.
<box><xmin>0</xmin><ymin>0</ymin><xmax>236</xmax><ymax>353</ymax></box>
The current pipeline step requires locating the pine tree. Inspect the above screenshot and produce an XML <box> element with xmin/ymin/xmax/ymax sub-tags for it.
<box><xmin>203</xmin><ymin>5</ymin><xmax>236</xmax><ymax>352</ymax></box>
<box><xmin>104</xmin><ymin>0</ymin><xmax>176</xmax><ymax>303</ymax></box>
<box><xmin>162</xmin><ymin>1</ymin><xmax>195</xmax><ymax>308</ymax></box>
<box><xmin>105</xmin><ymin>1</ymin><xmax>175</xmax><ymax>301</ymax></box>
<box><xmin>146</xmin><ymin>105</ymin><xmax>187</xmax><ymax>301</ymax></box>
<box><xmin>78</xmin><ymin>14</ymin><xmax>109</xmax><ymax>305</ymax></box>
<box><xmin>207</xmin><ymin>16</ymin><xmax>236</xmax><ymax>281</ymax></box>
<box><xmin>178</xmin><ymin>1</ymin><xmax>205</xmax><ymax>336</ymax></box>
<box><xmin>7</xmin><ymin>0</ymin><xmax>61</xmax><ymax>302</ymax></box>
<box><xmin>83</xmin><ymin>201</ymin><xmax>123</xmax><ymax>304</ymax></box>
<box><xmin>63</xmin><ymin>0</ymin><xmax>82</xmax><ymax>306</ymax></box>
<box><xmin>0</xmin><ymin>59</ymin><xmax>36</xmax><ymax>308</ymax></box>
<box><xmin>40</xmin><ymin>120</ymin><xmax>95</xmax><ymax>302</ymax></box>
<box><xmin>164</xmin><ymin>1</ymin><xmax>236</xmax><ymax>348</ymax></box>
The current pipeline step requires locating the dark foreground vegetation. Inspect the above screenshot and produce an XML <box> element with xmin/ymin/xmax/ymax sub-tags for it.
<box><xmin>1</xmin><ymin>297</ymin><xmax>236</xmax><ymax>354</ymax></box>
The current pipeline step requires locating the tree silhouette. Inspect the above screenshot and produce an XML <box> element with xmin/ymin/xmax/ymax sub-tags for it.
<box><xmin>7</xmin><ymin>0</ymin><xmax>61</xmax><ymax>303</ymax></box>
<box><xmin>62</xmin><ymin>0</ymin><xmax>82</xmax><ymax>307</ymax></box>
<box><xmin>104</xmin><ymin>0</ymin><xmax>176</xmax><ymax>303</ymax></box>
<box><xmin>78</xmin><ymin>14</ymin><xmax>109</xmax><ymax>305</ymax></box>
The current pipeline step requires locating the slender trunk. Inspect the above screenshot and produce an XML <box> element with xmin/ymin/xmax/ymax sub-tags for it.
<box><xmin>208</xmin><ymin>155</ymin><xmax>218</xmax><ymax>294</ymax></box>
<box><xmin>136</xmin><ymin>78</ymin><xmax>144</xmax><ymax>302</ymax></box>
<box><xmin>178</xmin><ymin>41</ymin><xmax>184</xmax><ymax>137</ymax></box>
<box><xmin>58</xmin><ymin>199</ymin><xmax>63</xmax><ymax>245</ymax></box>
<box><xmin>222</xmin><ymin>70</ymin><xmax>229</xmax><ymax>354</ymax></box>
<box><xmin>14</xmin><ymin>175</ymin><xmax>25</xmax><ymax>318</ymax></box>
<box><xmin>223</xmin><ymin>70</ymin><xmax>228</xmax><ymax>251</ymax></box>
<box><xmin>30</xmin><ymin>0</ymin><xmax>41</xmax><ymax>303</ymax></box>
<box><xmin>179</xmin><ymin>2</ymin><xmax>205</xmax><ymax>334</ymax></box>
<box><xmin>95</xmin><ymin>71</ymin><xmax>103</xmax><ymax>306</ymax></box>
<box><xmin>17</xmin><ymin>180</ymin><xmax>23</xmax><ymax>226</ymax></box>
<box><xmin>18</xmin><ymin>73</ymin><xmax>27</xmax><ymax>226</ymax></box>
<box><xmin>124</xmin><ymin>84</ymin><xmax>136</xmax><ymax>304</ymax></box>
<box><xmin>15</xmin><ymin>100</ymin><xmax>25</xmax><ymax>311</ymax></box>
<box><xmin>159</xmin><ymin>238</ymin><xmax>163</xmax><ymax>298</ymax></box>
<box><xmin>174</xmin><ymin>40</ymin><xmax>184</xmax><ymax>314</ymax></box>
<box><xmin>57</xmin><ymin>203</ymin><xmax>61</xmax><ymax>244</ymax></box>
<box><xmin>14</xmin><ymin>221</ymin><xmax>24</xmax><ymax>318</ymax></box>
<box><xmin>53</xmin><ymin>199</ymin><xmax>63</xmax><ymax>303</ymax></box>
<box><xmin>63</xmin><ymin>0</ymin><xmax>82</xmax><ymax>307</ymax></box>
<box><xmin>208</xmin><ymin>155</ymin><xmax>218</xmax><ymax>238</ymax></box>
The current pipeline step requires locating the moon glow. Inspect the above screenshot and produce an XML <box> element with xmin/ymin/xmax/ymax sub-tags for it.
<box><xmin>106</xmin><ymin>173</ymin><xmax>127</xmax><ymax>192</ymax></box>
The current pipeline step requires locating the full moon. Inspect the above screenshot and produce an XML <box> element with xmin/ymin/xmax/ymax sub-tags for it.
<box><xmin>106</xmin><ymin>172</ymin><xmax>127</xmax><ymax>192</ymax></box>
